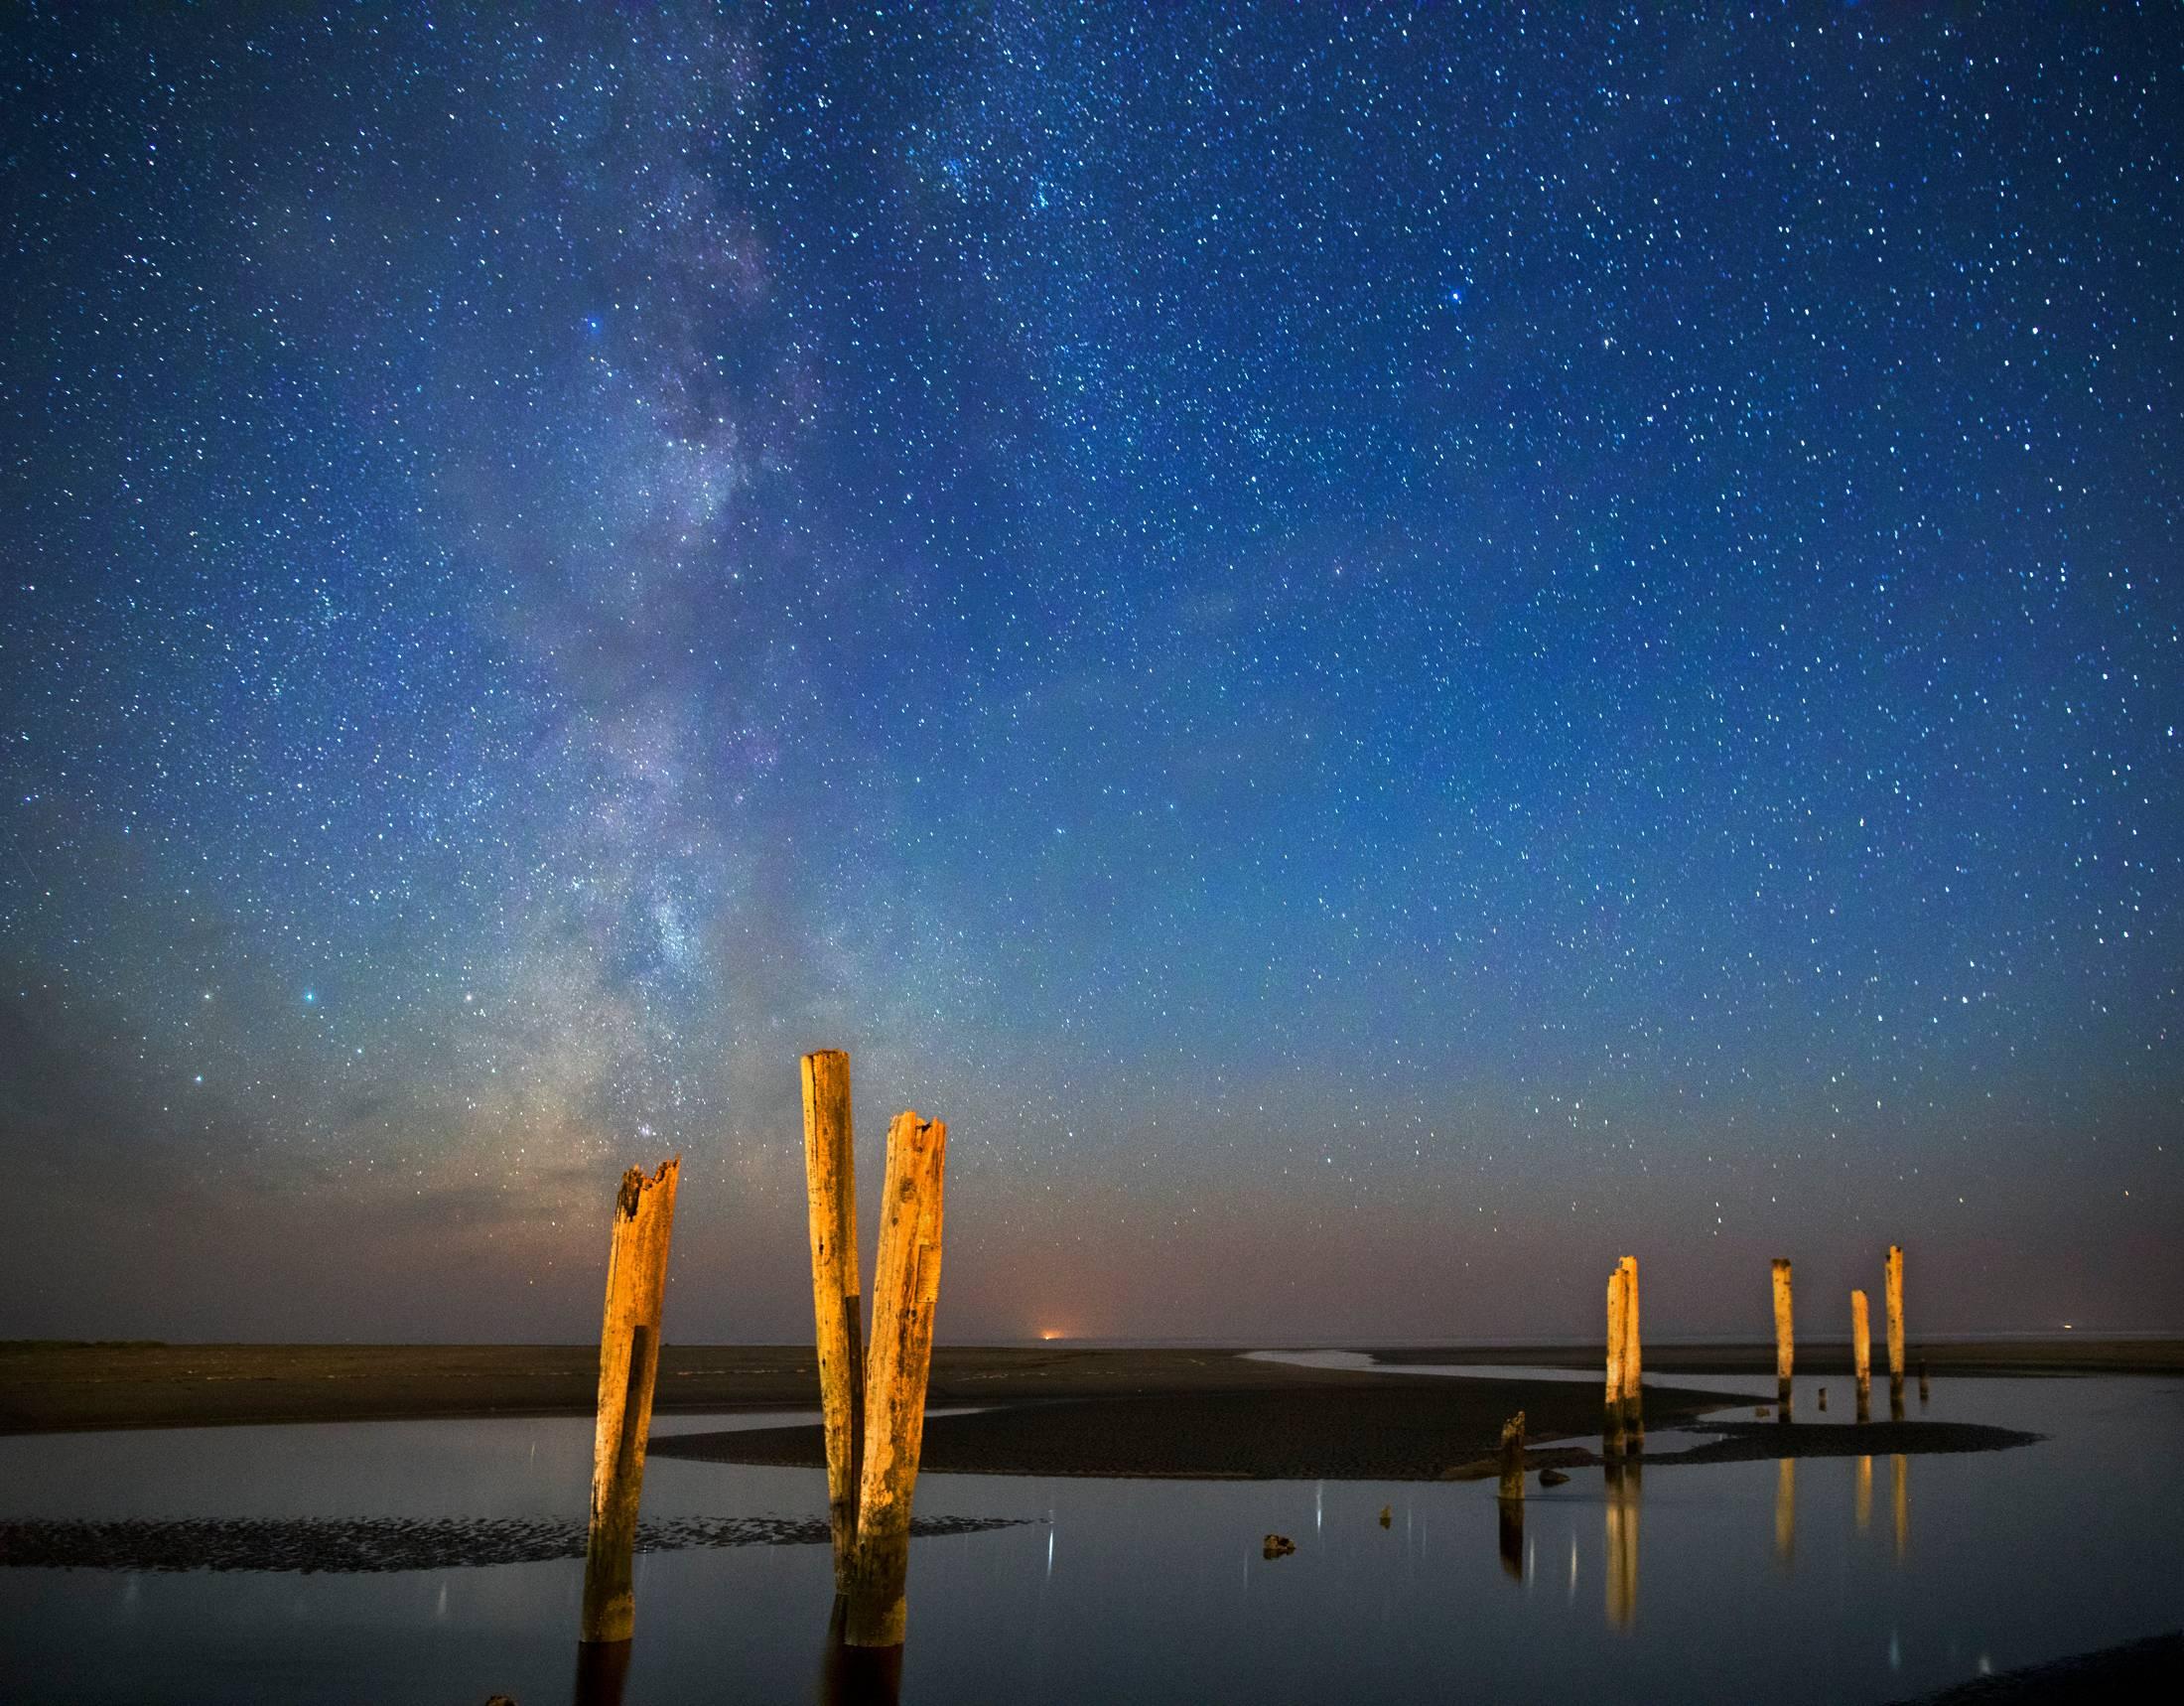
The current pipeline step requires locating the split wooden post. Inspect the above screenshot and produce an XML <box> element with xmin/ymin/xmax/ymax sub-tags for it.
<box><xmin>1618</xmin><ymin>1254</ymin><xmax>1644</xmax><ymax>1450</ymax></box>
<box><xmin>845</xmin><ymin>1111</ymin><xmax>949</xmax><ymax>1647</ymax></box>
<box><xmin>1603</xmin><ymin>1266</ymin><xmax>1629</xmax><ymax>1461</ymax></box>
<box><xmin>801</xmin><ymin>1049</ymin><xmax>865</xmax><ymax>1594</ymax></box>
<box><xmin>580</xmin><ymin>1158</ymin><xmax>681</xmax><ymax>1646</ymax></box>
<box><xmin>1885</xmin><ymin>1245</ymin><xmax>1906</xmax><ymax>1422</ymax></box>
<box><xmin>1851</xmin><ymin>1290</ymin><xmax>1872</xmax><ymax>1422</ymax></box>
<box><xmin>1770</xmin><ymin>1259</ymin><xmax>1794</xmax><ymax>1421</ymax></box>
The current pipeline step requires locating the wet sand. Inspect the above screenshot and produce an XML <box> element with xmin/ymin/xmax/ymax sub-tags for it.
<box><xmin>653</xmin><ymin>1393</ymin><xmax>2037</xmax><ymax>1483</ymax></box>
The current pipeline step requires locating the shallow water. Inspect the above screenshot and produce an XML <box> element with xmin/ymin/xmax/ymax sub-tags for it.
<box><xmin>2</xmin><ymin>1373</ymin><xmax>2180</xmax><ymax>1704</ymax></box>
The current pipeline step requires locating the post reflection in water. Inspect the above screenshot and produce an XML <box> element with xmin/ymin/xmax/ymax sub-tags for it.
<box><xmin>1603</xmin><ymin>1461</ymin><xmax>1639</xmax><ymax>1630</ymax></box>
<box><xmin>1892</xmin><ymin>1454</ymin><xmax>1909</xmax><ymax>1563</ymax></box>
<box><xmin>1497</xmin><ymin>1496</ymin><xmax>1524</xmax><ymax>1582</ymax></box>
<box><xmin>570</xmin><ymin>1635</ymin><xmax>631</xmax><ymax>1706</ymax></box>
<box><xmin>1773</xmin><ymin>1458</ymin><xmax>1795</xmax><ymax>1564</ymax></box>
<box><xmin>820</xmin><ymin>1597</ymin><xmax>904</xmax><ymax>1706</ymax></box>
<box><xmin>1855</xmin><ymin>1455</ymin><xmax>1873</xmax><ymax>1532</ymax></box>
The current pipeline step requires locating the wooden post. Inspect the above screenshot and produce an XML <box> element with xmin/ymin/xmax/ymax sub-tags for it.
<box><xmin>801</xmin><ymin>1050</ymin><xmax>865</xmax><ymax>1595</ymax></box>
<box><xmin>845</xmin><ymin>1111</ymin><xmax>948</xmax><ymax>1647</ymax></box>
<box><xmin>1603</xmin><ymin>1267</ymin><xmax>1628</xmax><ymax>1461</ymax></box>
<box><xmin>1919</xmin><ymin>1359</ymin><xmax>1931</xmax><ymax>1405</ymax></box>
<box><xmin>580</xmin><ymin>1158</ymin><xmax>680</xmax><ymax>1646</ymax></box>
<box><xmin>1618</xmin><ymin>1255</ymin><xmax>1644</xmax><ymax>1450</ymax></box>
<box><xmin>1885</xmin><ymin>1245</ymin><xmax>1906</xmax><ymax>1422</ymax></box>
<box><xmin>1497</xmin><ymin>1411</ymin><xmax>1526</xmax><ymax>1503</ymax></box>
<box><xmin>1851</xmin><ymin>1289</ymin><xmax>1872</xmax><ymax>1423</ymax></box>
<box><xmin>1771</xmin><ymin>1258</ymin><xmax>1794</xmax><ymax>1421</ymax></box>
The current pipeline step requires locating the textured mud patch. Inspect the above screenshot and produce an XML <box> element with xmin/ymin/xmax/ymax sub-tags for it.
<box><xmin>0</xmin><ymin>1511</ymin><xmax>1026</xmax><ymax>1574</ymax></box>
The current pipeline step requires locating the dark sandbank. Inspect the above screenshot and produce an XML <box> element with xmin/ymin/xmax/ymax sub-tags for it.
<box><xmin>1894</xmin><ymin>1632</ymin><xmax>2184</xmax><ymax>1704</ymax></box>
<box><xmin>1366</xmin><ymin>1339</ymin><xmax>2184</xmax><ymax>1377</ymax></box>
<box><xmin>0</xmin><ymin>1512</ymin><xmax>1024</xmax><ymax>1575</ymax></box>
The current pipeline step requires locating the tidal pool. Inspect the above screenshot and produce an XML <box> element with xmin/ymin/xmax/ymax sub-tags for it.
<box><xmin>1</xmin><ymin>1372</ymin><xmax>2178</xmax><ymax>1703</ymax></box>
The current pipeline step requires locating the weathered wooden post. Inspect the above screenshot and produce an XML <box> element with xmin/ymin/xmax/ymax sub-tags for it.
<box><xmin>1771</xmin><ymin>1258</ymin><xmax>1794</xmax><ymax>1421</ymax></box>
<box><xmin>801</xmin><ymin>1049</ymin><xmax>865</xmax><ymax>1594</ymax></box>
<box><xmin>1603</xmin><ymin>1266</ymin><xmax>1628</xmax><ymax>1461</ymax></box>
<box><xmin>845</xmin><ymin>1111</ymin><xmax>949</xmax><ymax>1647</ymax></box>
<box><xmin>1851</xmin><ymin>1289</ymin><xmax>1872</xmax><ymax>1423</ymax></box>
<box><xmin>1497</xmin><ymin>1411</ymin><xmax>1526</xmax><ymax>1503</ymax></box>
<box><xmin>1618</xmin><ymin>1254</ymin><xmax>1644</xmax><ymax>1450</ymax></box>
<box><xmin>580</xmin><ymin>1158</ymin><xmax>681</xmax><ymax>1646</ymax></box>
<box><xmin>1886</xmin><ymin>1245</ymin><xmax>1907</xmax><ymax>1422</ymax></box>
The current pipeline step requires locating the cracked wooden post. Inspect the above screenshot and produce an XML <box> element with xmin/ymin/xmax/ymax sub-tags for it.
<box><xmin>845</xmin><ymin>1111</ymin><xmax>948</xmax><ymax>1648</ymax></box>
<box><xmin>801</xmin><ymin>1049</ymin><xmax>865</xmax><ymax>1595</ymax></box>
<box><xmin>1618</xmin><ymin>1254</ymin><xmax>1644</xmax><ymax>1451</ymax></box>
<box><xmin>1770</xmin><ymin>1258</ymin><xmax>1794</xmax><ymax>1421</ymax></box>
<box><xmin>1851</xmin><ymin>1289</ymin><xmax>1872</xmax><ymax>1422</ymax></box>
<box><xmin>580</xmin><ymin>1158</ymin><xmax>680</xmax><ymax>1646</ymax></box>
<box><xmin>1603</xmin><ymin>1266</ymin><xmax>1628</xmax><ymax>1461</ymax></box>
<box><xmin>1885</xmin><ymin>1245</ymin><xmax>1906</xmax><ymax>1422</ymax></box>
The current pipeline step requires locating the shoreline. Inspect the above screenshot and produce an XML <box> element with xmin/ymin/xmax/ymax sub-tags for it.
<box><xmin>2</xmin><ymin>1338</ymin><xmax>2170</xmax><ymax>1438</ymax></box>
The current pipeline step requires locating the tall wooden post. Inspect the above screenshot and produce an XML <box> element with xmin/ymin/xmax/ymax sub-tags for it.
<box><xmin>1603</xmin><ymin>1267</ymin><xmax>1628</xmax><ymax>1461</ymax></box>
<box><xmin>1618</xmin><ymin>1254</ymin><xmax>1644</xmax><ymax>1450</ymax></box>
<box><xmin>1885</xmin><ymin>1245</ymin><xmax>1906</xmax><ymax>1422</ymax></box>
<box><xmin>845</xmin><ymin>1111</ymin><xmax>948</xmax><ymax>1647</ymax></box>
<box><xmin>1770</xmin><ymin>1259</ymin><xmax>1794</xmax><ymax>1421</ymax></box>
<box><xmin>1851</xmin><ymin>1289</ymin><xmax>1872</xmax><ymax>1423</ymax></box>
<box><xmin>801</xmin><ymin>1050</ymin><xmax>865</xmax><ymax>1594</ymax></box>
<box><xmin>581</xmin><ymin>1158</ymin><xmax>680</xmax><ymax>1646</ymax></box>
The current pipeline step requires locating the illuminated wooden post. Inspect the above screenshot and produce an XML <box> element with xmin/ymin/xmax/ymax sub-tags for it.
<box><xmin>845</xmin><ymin>1111</ymin><xmax>949</xmax><ymax>1647</ymax></box>
<box><xmin>580</xmin><ymin>1158</ymin><xmax>680</xmax><ymax>1645</ymax></box>
<box><xmin>1603</xmin><ymin>1267</ymin><xmax>1628</xmax><ymax>1461</ymax></box>
<box><xmin>1770</xmin><ymin>1258</ymin><xmax>1794</xmax><ymax>1421</ymax></box>
<box><xmin>1851</xmin><ymin>1289</ymin><xmax>1872</xmax><ymax>1422</ymax></box>
<box><xmin>1497</xmin><ymin>1411</ymin><xmax>1526</xmax><ymax>1502</ymax></box>
<box><xmin>1885</xmin><ymin>1245</ymin><xmax>1906</xmax><ymax>1422</ymax></box>
<box><xmin>1618</xmin><ymin>1254</ymin><xmax>1644</xmax><ymax>1450</ymax></box>
<box><xmin>801</xmin><ymin>1049</ymin><xmax>865</xmax><ymax>1594</ymax></box>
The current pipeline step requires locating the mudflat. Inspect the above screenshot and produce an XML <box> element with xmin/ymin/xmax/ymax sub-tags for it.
<box><xmin>3</xmin><ymin>1338</ymin><xmax>2162</xmax><ymax>1440</ymax></box>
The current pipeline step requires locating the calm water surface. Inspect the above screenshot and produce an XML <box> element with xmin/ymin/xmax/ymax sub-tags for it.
<box><xmin>3</xmin><ymin>1371</ymin><xmax>2180</xmax><ymax>1703</ymax></box>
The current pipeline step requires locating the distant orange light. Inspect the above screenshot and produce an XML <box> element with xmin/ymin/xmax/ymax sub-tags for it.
<box><xmin>1039</xmin><ymin>1329</ymin><xmax>1063</xmax><ymax>1342</ymax></box>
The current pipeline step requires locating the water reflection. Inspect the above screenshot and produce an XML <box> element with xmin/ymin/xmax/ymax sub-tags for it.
<box><xmin>1892</xmin><ymin>1454</ymin><xmax>1909</xmax><ymax>1563</ymax></box>
<box><xmin>1497</xmin><ymin>1497</ymin><xmax>1524</xmax><ymax>1581</ymax></box>
<box><xmin>819</xmin><ymin>1597</ymin><xmax>904</xmax><ymax>1706</ymax></box>
<box><xmin>1773</xmin><ymin>1459</ymin><xmax>1795</xmax><ymax>1565</ymax></box>
<box><xmin>571</xmin><ymin>1636</ymin><xmax>631</xmax><ymax>1706</ymax></box>
<box><xmin>1856</xmin><ymin>1455</ymin><xmax>1873</xmax><ymax>1532</ymax></box>
<box><xmin>1604</xmin><ymin>1462</ymin><xmax>1639</xmax><ymax>1630</ymax></box>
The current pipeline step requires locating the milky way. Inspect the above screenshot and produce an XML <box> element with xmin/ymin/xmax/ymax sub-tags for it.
<box><xmin>2</xmin><ymin>6</ymin><xmax>2177</xmax><ymax>1343</ymax></box>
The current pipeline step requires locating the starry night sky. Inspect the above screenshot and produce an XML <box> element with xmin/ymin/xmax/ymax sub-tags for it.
<box><xmin>2</xmin><ymin>5</ymin><xmax>2178</xmax><ymax>1346</ymax></box>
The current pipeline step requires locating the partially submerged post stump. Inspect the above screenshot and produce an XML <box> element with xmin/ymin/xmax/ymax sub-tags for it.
<box><xmin>1770</xmin><ymin>1258</ymin><xmax>1794</xmax><ymax>1421</ymax></box>
<box><xmin>580</xmin><ymin>1158</ymin><xmax>681</xmax><ymax>1646</ymax></box>
<box><xmin>1603</xmin><ymin>1267</ymin><xmax>1629</xmax><ymax>1461</ymax></box>
<box><xmin>1497</xmin><ymin>1411</ymin><xmax>1526</xmax><ymax>1503</ymax></box>
<box><xmin>845</xmin><ymin>1111</ymin><xmax>949</xmax><ymax>1647</ymax></box>
<box><xmin>1885</xmin><ymin>1245</ymin><xmax>1907</xmax><ymax>1422</ymax></box>
<box><xmin>1618</xmin><ymin>1254</ymin><xmax>1644</xmax><ymax>1450</ymax></box>
<box><xmin>800</xmin><ymin>1050</ymin><xmax>865</xmax><ymax>1593</ymax></box>
<box><xmin>1851</xmin><ymin>1289</ymin><xmax>1873</xmax><ymax>1423</ymax></box>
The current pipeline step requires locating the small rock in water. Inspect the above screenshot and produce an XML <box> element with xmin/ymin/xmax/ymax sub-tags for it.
<box><xmin>1538</xmin><ymin>1468</ymin><xmax>1570</xmax><ymax>1488</ymax></box>
<box><xmin>1378</xmin><ymin>1505</ymin><xmax>1392</xmax><ymax>1528</ymax></box>
<box><xmin>1262</xmin><ymin>1533</ymin><xmax>1297</xmax><ymax>1559</ymax></box>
